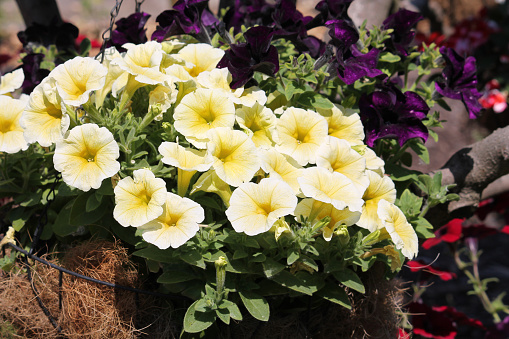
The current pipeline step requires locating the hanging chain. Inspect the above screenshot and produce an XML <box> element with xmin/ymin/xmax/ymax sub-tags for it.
<box><xmin>135</xmin><ymin>0</ymin><xmax>145</xmax><ymax>13</ymax></box>
<box><xmin>96</xmin><ymin>0</ymin><xmax>125</xmax><ymax>63</ymax></box>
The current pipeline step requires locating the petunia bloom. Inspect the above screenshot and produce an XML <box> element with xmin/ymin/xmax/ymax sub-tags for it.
<box><xmin>217</xmin><ymin>25</ymin><xmax>279</xmax><ymax>89</ymax></box>
<box><xmin>53</xmin><ymin>124</ymin><xmax>120</xmax><ymax>192</ymax></box>
<box><xmin>206</xmin><ymin>127</ymin><xmax>261</xmax><ymax>187</ymax></box>
<box><xmin>177</xmin><ymin>43</ymin><xmax>225</xmax><ymax>78</ymax></box>
<box><xmin>226</xmin><ymin>178</ymin><xmax>297</xmax><ymax>236</ymax></box>
<box><xmin>382</xmin><ymin>8</ymin><xmax>422</xmax><ymax>56</ymax></box>
<box><xmin>0</xmin><ymin>96</ymin><xmax>28</xmax><ymax>153</ymax></box>
<box><xmin>422</xmin><ymin>218</ymin><xmax>463</xmax><ymax>249</ymax></box>
<box><xmin>113</xmin><ymin>168</ymin><xmax>167</xmax><ymax>227</ymax></box>
<box><xmin>359</xmin><ymin>80</ymin><xmax>429</xmax><ymax>146</ymax></box>
<box><xmin>173</xmin><ymin>88</ymin><xmax>235</xmax><ymax>147</ymax></box>
<box><xmin>318</xmin><ymin>105</ymin><xmax>365</xmax><ymax>146</ymax></box>
<box><xmin>377</xmin><ymin>199</ymin><xmax>418</xmax><ymax>259</ymax></box>
<box><xmin>17</xmin><ymin>53</ymin><xmax>51</xmax><ymax>94</ymax></box>
<box><xmin>276</xmin><ymin>107</ymin><xmax>329</xmax><ymax>166</ymax></box>
<box><xmin>406</xmin><ymin>260</ymin><xmax>457</xmax><ymax>281</ymax></box>
<box><xmin>259</xmin><ymin>148</ymin><xmax>302</xmax><ymax>194</ymax></box>
<box><xmin>298</xmin><ymin>166</ymin><xmax>364</xmax><ymax>213</ymax></box>
<box><xmin>235</xmin><ymin>102</ymin><xmax>277</xmax><ymax>148</ymax></box>
<box><xmin>295</xmin><ymin>198</ymin><xmax>360</xmax><ymax>241</ymax></box>
<box><xmin>107</xmin><ymin>12</ymin><xmax>151</xmax><ymax>52</ymax></box>
<box><xmin>356</xmin><ymin>170</ymin><xmax>396</xmax><ymax>232</ymax></box>
<box><xmin>138</xmin><ymin>192</ymin><xmax>204</xmax><ymax>249</ymax></box>
<box><xmin>158</xmin><ymin>141</ymin><xmax>212</xmax><ymax>196</ymax></box>
<box><xmin>316</xmin><ymin>136</ymin><xmax>369</xmax><ymax>194</ymax></box>
<box><xmin>20</xmin><ymin>78</ymin><xmax>70</xmax><ymax>147</ymax></box>
<box><xmin>0</xmin><ymin>69</ymin><xmax>24</xmax><ymax>95</ymax></box>
<box><xmin>49</xmin><ymin>57</ymin><xmax>108</xmax><ymax>106</ymax></box>
<box><xmin>435</xmin><ymin>47</ymin><xmax>483</xmax><ymax>119</ymax></box>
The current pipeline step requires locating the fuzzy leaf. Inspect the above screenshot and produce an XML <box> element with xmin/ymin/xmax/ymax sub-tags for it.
<box><xmin>239</xmin><ymin>290</ymin><xmax>270</xmax><ymax>321</ymax></box>
<box><xmin>183</xmin><ymin>300</ymin><xmax>216</xmax><ymax>333</ymax></box>
<box><xmin>333</xmin><ymin>268</ymin><xmax>365</xmax><ymax>293</ymax></box>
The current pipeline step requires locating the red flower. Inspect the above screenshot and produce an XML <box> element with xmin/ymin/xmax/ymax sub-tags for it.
<box><xmin>409</xmin><ymin>301</ymin><xmax>484</xmax><ymax>339</ymax></box>
<box><xmin>399</xmin><ymin>328</ymin><xmax>411</xmax><ymax>339</ymax></box>
<box><xmin>407</xmin><ymin>260</ymin><xmax>457</xmax><ymax>281</ymax></box>
<box><xmin>462</xmin><ymin>223</ymin><xmax>498</xmax><ymax>239</ymax></box>
<box><xmin>479</xmin><ymin>89</ymin><xmax>507</xmax><ymax>113</ymax></box>
<box><xmin>501</xmin><ymin>226</ymin><xmax>509</xmax><ymax>234</ymax></box>
<box><xmin>422</xmin><ymin>218</ymin><xmax>463</xmax><ymax>249</ymax></box>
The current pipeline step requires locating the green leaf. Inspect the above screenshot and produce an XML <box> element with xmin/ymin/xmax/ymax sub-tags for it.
<box><xmin>385</xmin><ymin>163</ymin><xmax>420</xmax><ymax>182</ymax></box>
<box><xmin>251</xmin><ymin>252</ymin><xmax>266</xmax><ymax>263</ymax></box>
<box><xmin>96</xmin><ymin>179</ymin><xmax>114</xmax><ymax>195</ymax></box>
<box><xmin>132</xmin><ymin>246</ymin><xmax>175</xmax><ymax>263</ymax></box>
<box><xmin>297</xmin><ymin>92</ymin><xmax>334</xmax><ymax>110</ymax></box>
<box><xmin>332</xmin><ymin>268</ymin><xmax>365</xmax><ymax>293</ymax></box>
<box><xmin>317</xmin><ymin>282</ymin><xmax>351</xmax><ymax>309</ymax></box>
<box><xmin>271</xmin><ymin>270</ymin><xmax>323</xmax><ymax>295</ymax></box>
<box><xmin>262</xmin><ymin>257</ymin><xmax>285</xmax><ymax>278</ymax></box>
<box><xmin>216</xmin><ymin>308</ymin><xmax>230</xmax><ymax>324</ymax></box>
<box><xmin>85</xmin><ymin>192</ymin><xmax>102</xmax><ymax>212</ymax></box>
<box><xmin>287</xmin><ymin>250</ymin><xmax>299</xmax><ymax>265</ymax></box>
<box><xmin>52</xmin><ymin>199</ymin><xmax>80</xmax><ymax>236</ymax></box>
<box><xmin>226</xmin><ymin>301</ymin><xmax>243</xmax><ymax>321</ymax></box>
<box><xmin>409</xmin><ymin>140</ymin><xmax>429</xmax><ymax>164</ymax></box>
<box><xmin>379</xmin><ymin>52</ymin><xmax>401</xmax><ymax>63</ymax></box>
<box><xmin>157</xmin><ymin>270</ymin><xmax>199</xmax><ymax>284</ymax></box>
<box><xmin>398</xmin><ymin>189</ymin><xmax>423</xmax><ymax>218</ymax></box>
<box><xmin>233</xmin><ymin>249</ymin><xmax>248</xmax><ymax>260</ymax></box>
<box><xmin>183</xmin><ymin>300</ymin><xmax>216</xmax><ymax>333</ymax></box>
<box><xmin>238</xmin><ymin>290</ymin><xmax>270</xmax><ymax>321</ymax></box>
<box><xmin>181</xmin><ymin>249</ymin><xmax>206</xmax><ymax>269</ymax></box>
<box><xmin>8</xmin><ymin>207</ymin><xmax>29</xmax><ymax>232</ymax></box>
<box><xmin>56</xmin><ymin>182</ymin><xmax>79</xmax><ymax>196</ymax></box>
<box><xmin>69</xmin><ymin>192</ymin><xmax>107</xmax><ymax>226</ymax></box>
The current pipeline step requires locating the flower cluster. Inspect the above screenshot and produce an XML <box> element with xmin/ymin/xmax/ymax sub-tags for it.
<box><xmin>0</xmin><ymin>0</ymin><xmax>483</xmax><ymax>335</ymax></box>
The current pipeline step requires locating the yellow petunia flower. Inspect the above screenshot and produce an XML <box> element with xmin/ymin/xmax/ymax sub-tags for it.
<box><xmin>259</xmin><ymin>148</ymin><xmax>302</xmax><ymax>194</ymax></box>
<box><xmin>190</xmin><ymin>170</ymin><xmax>232</xmax><ymax>207</ymax></box>
<box><xmin>174</xmin><ymin>88</ymin><xmax>235</xmax><ymax>148</ymax></box>
<box><xmin>159</xmin><ymin>141</ymin><xmax>213</xmax><ymax>196</ymax></box>
<box><xmin>94</xmin><ymin>47</ymin><xmax>129</xmax><ymax>107</ymax></box>
<box><xmin>113</xmin><ymin>168</ymin><xmax>167</xmax><ymax>227</ymax></box>
<box><xmin>276</xmin><ymin>107</ymin><xmax>328</xmax><ymax>166</ymax></box>
<box><xmin>0</xmin><ymin>69</ymin><xmax>24</xmax><ymax>95</ymax></box>
<box><xmin>50</xmin><ymin>56</ymin><xmax>107</xmax><ymax>106</ymax></box>
<box><xmin>207</xmin><ymin>127</ymin><xmax>261</xmax><ymax>187</ymax></box>
<box><xmin>236</xmin><ymin>102</ymin><xmax>277</xmax><ymax>148</ymax></box>
<box><xmin>53</xmin><ymin>124</ymin><xmax>120</xmax><ymax>192</ymax></box>
<box><xmin>298</xmin><ymin>166</ymin><xmax>364</xmax><ymax>213</ymax></box>
<box><xmin>318</xmin><ymin>105</ymin><xmax>365</xmax><ymax>146</ymax></box>
<box><xmin>294</xmin><ymin>198</ymin><xmax>360</xmax><ymax>241</ymax></box>
<box><xmin>112</xmin><ymin>41</ymin><xmax>168</xmax><ymax>85</ymax></box>
<box><xmin>0</xmin><ymin>96</ymin><xmax>28</xmax><ymax>153</ymax></box>
<box><xmin>356</xmin><ymin>170</ymin><xmax>397</xmax><ymax>232</ymax></box>
<box><xmin>226</xmin><ymin>178</ymin><xmax>297</xmax><ymax>236</ymax></box>
<box><xmin>177</xmin><ymin>43</ymin><xmax>225</xmax><ymax>77</ymax></box>
<box><xmin>316</xmin><ymin>136</ymin><xmax>369</xmax><ymax>195</ymax></box>
<box><xmin>378</xmin><ymin>199</ymin><xmax>419</xmax><ymax>259</ymax></box>
<box><xmin>148</xmin><ymin>84</ymin><xmax>178</xmax><ymax>121</ymax></box>
<box><xmin>20</xmin><ymin>78</ymin><xmax>69</xmax><ymax>147</ymax></box>
<box><xmin>138</xmin><ymin>192</ymin><xmax>204</xmax><ymax>249</ymax></box>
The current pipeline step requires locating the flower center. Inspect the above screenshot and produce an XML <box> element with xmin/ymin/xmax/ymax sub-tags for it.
<box><xmin>0</xmin><ymin>120</ymin><xmax>14</xmax><ymax>133</ymax></box>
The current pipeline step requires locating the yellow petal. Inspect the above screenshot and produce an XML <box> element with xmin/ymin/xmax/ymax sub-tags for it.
<box><xmin>0</xmin><ymin>69</ymin><xmax>24</xmax><ymax>95</ymax></box>
<box><xmin>54</xmin><ymin>124</ymin><xmax>120</xmax><ymax>192</ymax></box>
<box><xmin>113</xmin><ymin>168</ymin><xmax>167</xmax><ymax>227</ymax></box>
<box><xmin>50</xmin><ymin>56</ymin><xmax>107</xmax><ymax>106</ymax></box>
<box><xmin>226</xmin><ymin>178</ymin><xmax>297</xmax><ymax>235</ymax></box>
<box><xmin>138</xmin><ymin>192</ymin><xmax>204</xmax><ymax>249</ymax></box>
<box><xmin>276</xmin><ymin>107</ymin><xmax>328</xmax><ymax>166</ymax></box>
<box><xmin>207</xmin><ymin>127</ymin><xmax>261</xmax><ymax>187</ymax></box>
<box><xmin>356</xmin><ymin>170</ymin><xmax>396</xmax><ymax>232</ymax></box>
<box><xmin>0</xmin><ymin>96</ymin><xmax>28</xmax><ymax>153</ymax></box>
<box><xmin>378</xmin><ymin>199</ymin><xmax>418</xmax><ymax>259</ymax></box>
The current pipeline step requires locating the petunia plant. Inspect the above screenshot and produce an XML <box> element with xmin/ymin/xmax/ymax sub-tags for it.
<box><xmin>0</xmin><ymin>0</ymin><xmax>483</xmax><ymax>335</ymax></box>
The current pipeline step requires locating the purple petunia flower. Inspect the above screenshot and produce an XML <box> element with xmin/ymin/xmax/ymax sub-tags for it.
<box><xmin>271</xmin><ymin>0</ymin><xmax>325</xmax><ymax>58</ymax></box>
<box><xmin>326</xmin><ymin>19</ymin><xmax>359</xmax><ymax>52</ymax></box>
<box><xmin>151</xmin><ymin>0</ymin><xmax>218</xmax><ymax>43</ymax></box>
<box><xmin>382</xmin><ymin>8</ymin><xmax>422</xmax><ymax>56</ymax></box>
<box><xmin>223</xmin><ymin>0</ymin><xmax>275</xmax><ymax>34</ymax></box>
<box><xmin>359</xmin><ymin>80</ymin><xmax>429</xmax><ymax>146</ymax></box>
<box><xmin>334</xmin><ymin>45</ymin><xmax>384</xmax><ymax>85</ymax></box>
<box><xmin>217</xmin><ymin>26</ymin><xmax>279</xmax><ymax>89</ymax></box>
<box><xmin>16</xmin><ymin>53</ymin><xmax>50</xmax><ymax>94</ymax></box>
<box><xmin>435</xmin><ymin>47</ymin><xmax>483</xmax><ymax>119</ymax></box>
<box><xmin>107</xmin><ymin>12</ymin><xmax>150</xmax><ymax>52</ymax></box>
